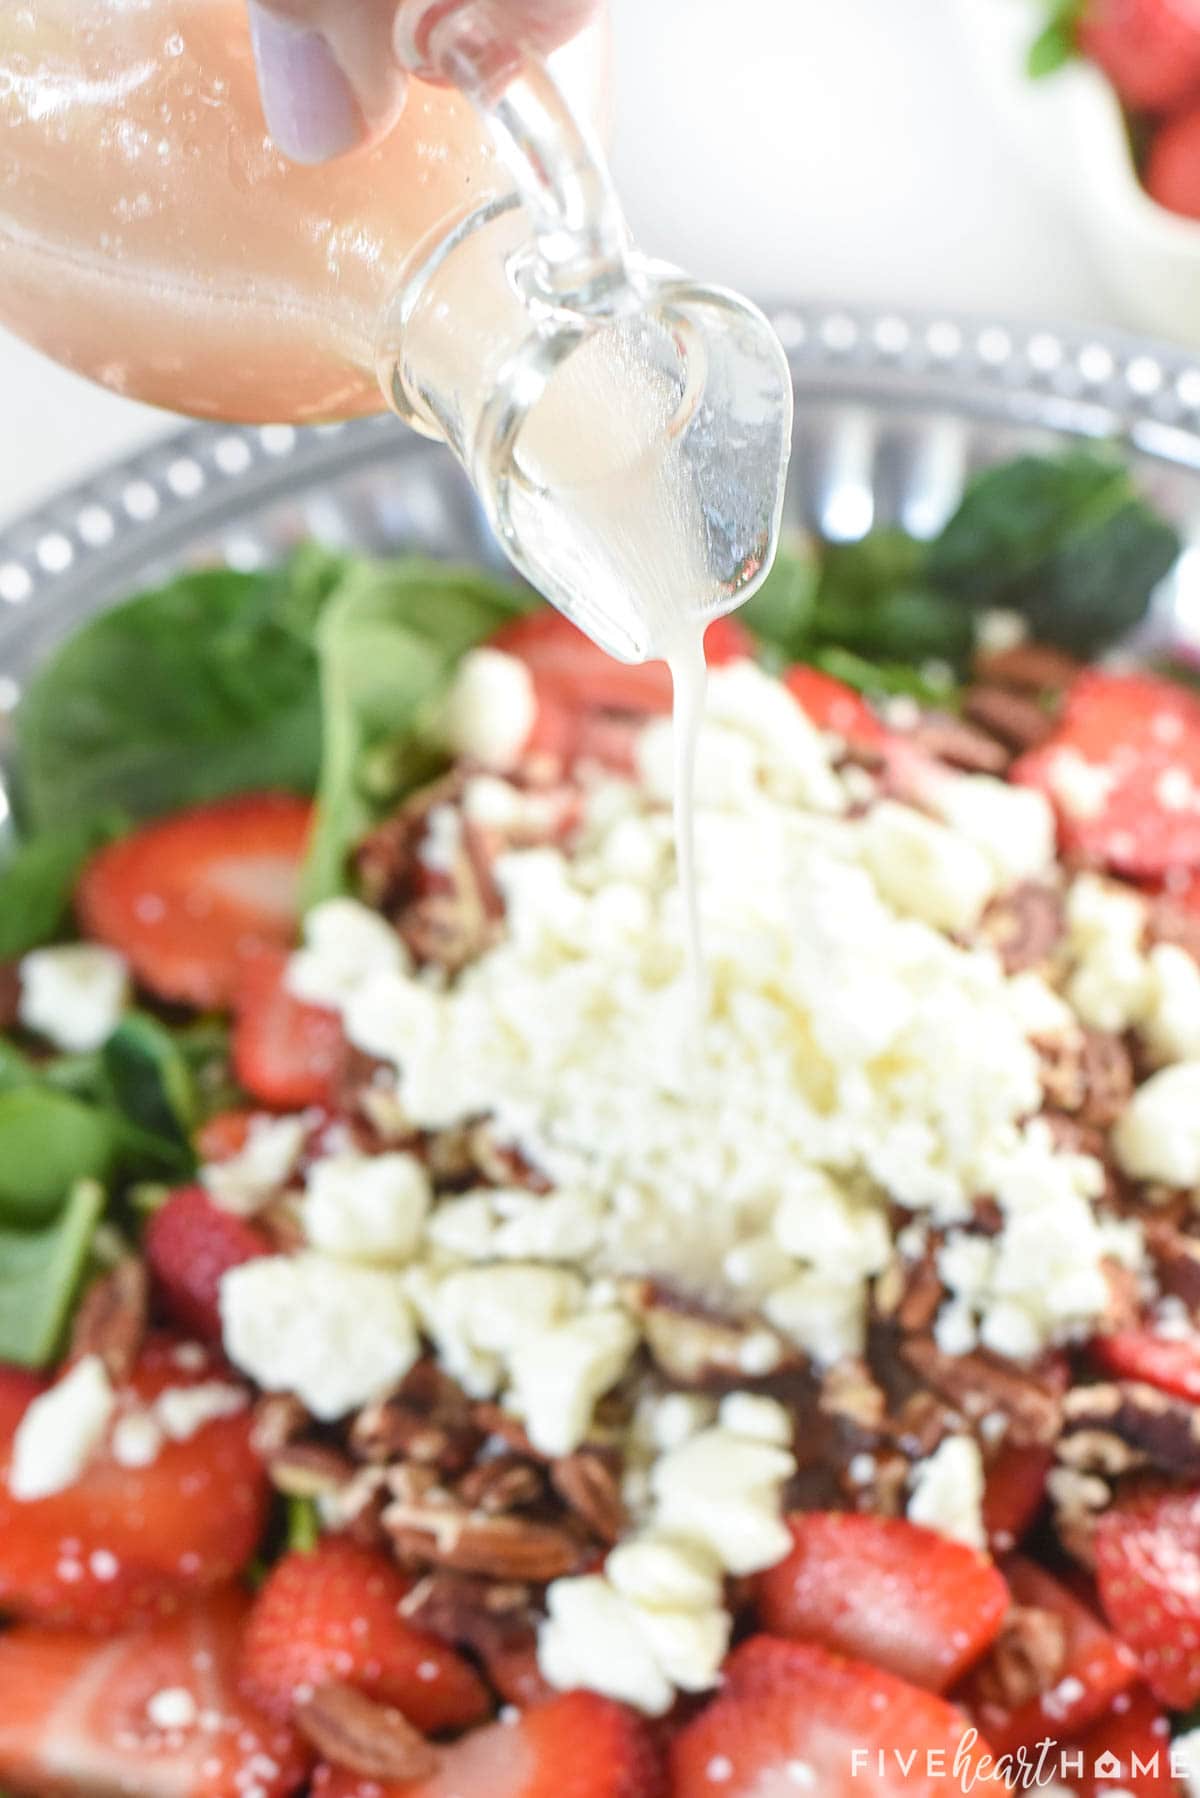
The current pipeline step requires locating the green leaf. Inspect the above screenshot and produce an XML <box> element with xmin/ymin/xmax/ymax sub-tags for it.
<box><xmin>303</xmin><ymin>559</ymin><xmax>534</xmax><ymax>904</ymax></box>
<box><xmin>739</xmin><ymin>542</ymin><xmax>819</xmax><ymax>662</ymax></box>
<box><xmin>0</xmin><ymin>1040</ymin><xmax>37</xmax><ymax>1096</ymax></box>
<box><xmin>0</xmin><ymin>813</ymin><xmax>126</xmax><ymax>959</ymax></box>
<box><xmin>811</xmin><ymin>646</ymin><xmax>958</xmax><ymax>706</ymax></box>
<box><xmin>0</xmin><ymin>1177</ymin><xmax>105</xmax><ymax>1367</ymax></box>
<box><xmin>925</xmin><ymin>450</ymin><xmax>1180</xmax><ymax>653</ymax></box>
<box><xmin>103</xmin><ymin>1012</ymin><xmax>198</xmax><ymax>1150</ymax></box>
<box><xmin>1027</xmin><ymin>19</ymin><xmax>1074</xmax><ymax>76</ymax></box>
<box><xmin>14</xmin><ymin>548</ymin><xmax>346</xmax><ymax>834</ymax></box>
<box><xmin>0</xmin><ymin>1088</ymin><xmax>119</xmax><ymax>1223</ymax></box>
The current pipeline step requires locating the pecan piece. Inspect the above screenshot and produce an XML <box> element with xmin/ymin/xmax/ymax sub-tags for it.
<box><xmin>1059</xmin><ymin>1380</ymin><xmax>1200</xmax><ymax>1479</ymax></box>
<box><xmin>909</xmin><ymin>714</ymin><xmax>1011</xmax><ymax>775</ymax></box>
<box><xmin>456</xmin><ymin>1456</ymin><xmax>545</xmax><ymax>1515</ymax></box>
<box><xmin>973</xmin><ymin>642</ymin><xmax>1080</xmax><ymax>693</ymax></box>
<box><xmin>67</xmin><ymin>1258</ymin><xmax>148</xmax><ymax>1382</ymax></box>
<box><xmin>295</xmin><ymin>1681</ymin><xmax>436</xmax><ymax>1782</ymax></box>
<box><xmin>384</xmin><ymin>1500</ymin><xmax>583</xmax><ymax>1581</ymax></box>
<box><xmin>551</xmin><ymin>1451</ymin><xmax>627</xmax><ymax>1544</ymax></box>
<box><xmin>1034</xmin><ymin>1027</ymin><xmax>1133</xmax><ymax>1126</ymax></box>
<box><xmin>621</xmin><ymin>1279</ymin><xmax>792</xmax><ymax>1386</ymax></box>
<box><xmin>979</xmin><ymin>883</ymin><xmax>1064</xmax><ymax>975</ymax></box>
<box><xmin>875</xmin><ymin>1254</ymin><xmax>943</xmax><ymax>1334</ymax></box>
<box><xmin>0</xmin><ymin>962</ymin><xmax>20</xmax><ymax>1031</ymax></box>
<box><xmin>401</xmin><ymin>1574</ymin><xmax>554</xmax><ymax>1707</ymax></box>
<box><xmin>972</xmin><ymin>1607</ymin><xmax>1068</xmax><ymax>1710</ymax></box>
<box><xmin>901</xmin><ymin>1340</ymin><xmax>1062</xmax><ymax>1447</ymax></box>
<box><xmin>268</xmin><ymin>1442</ymin><xmax>357</xmax><ymax>1498</ymax></box>
<box><xmin>963</xmin><ymin>685</ymin><xmax>1057</xmax><ymax>753</ymax></box>
<box><xmin>251</xmin><ymin>1392</ymin><xmax>311</xmax><ymax>1457</ymax></box>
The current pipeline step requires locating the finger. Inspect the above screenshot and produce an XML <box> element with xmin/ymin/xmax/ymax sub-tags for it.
<box><xmin>248</xmin><ymin>0</ymin><xmax>407</xmax><ymax>164</ymax></box>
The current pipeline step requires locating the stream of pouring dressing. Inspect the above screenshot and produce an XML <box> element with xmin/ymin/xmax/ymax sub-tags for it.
<box><xmin>513</xmin><ymin>328</ymin><xmax>719</xmax><ymax>999</ymax></box>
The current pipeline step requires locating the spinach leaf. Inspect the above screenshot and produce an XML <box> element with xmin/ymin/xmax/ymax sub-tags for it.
<box><xmin>0</xmin><ymin>1177</ymin><xmax>105</xmax><ymax>1367</ymax></box>
<box><xmin>739</xmin><ymin>542</ymin><xmax>818</xmax><ymax>664</ymax></box>
<box><xmin>0</xmin><ymin>1088</ymin><xmax>119</xmax><ymax>1223</ymax></box>
<box><xmin>103</xmin><ymin>1012</ymin><xmax>197</xmax><ymax>1150</ymax></box>
<box><xmin>1027</xmin><ymin>0</ymin><xmax>1085</xmax><ymax>76</ymax></box>
<box><xmin>926</xmin><ymin>451</ymin><xmax>1180</xmax><ymax>653</ymax></box>
<box><xmin>286</xmin><ymin>1495</ymin><xmax>321</xmax><ymax>1554</ymax></box>
<box><xmin>303</xmin><ymin>558</ymin><xmax>533</xmax><ymax>903</ymax></box>
<box><xmin>0</xmin><ymin>813</ymin><xmax>127</xmax><ymax>959</ymax></box>
<box><xmin>14</xmin><ymin>547</ymin><xmax>345</xmax><ymax>834</ymax></box>
<box><xmin>0</xmin><ymin>1040</ymin><xmax>36</xmax><ymax>1096</ymax></box>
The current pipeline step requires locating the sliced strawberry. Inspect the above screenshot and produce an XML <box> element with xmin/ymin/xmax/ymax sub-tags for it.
<box><xmin>1075</xmin><ymin>1685</ymin><xmax>1177</xmax><ymax>1798</ymax></box>
<box><xmin>76</xmin><ymin>792</ymin><xmax>312</xmax><ymax>1009</ymax></box>
<box><xmin>311</xmin><ymin>1691</ymin><xmax>663</xmax><ymax>1798</ymax></box>
<box><xmin>1095</xmin><ymin>1484</ymin><xmax>1200</xmax><ymax>1706</ymax></box>
<box><xmin>1093</xmin><ymin>1329</ymin><xmax>1200</xmax><ymax>1403</ymax></box>
<box><xmin>960</xmin><ymin>1555</ymin><xmax>1137</xmax><ymax>1754</ymax></box>
<box><xmin>671</xmin><ymin>1635</ymin><xmax>998</xmax><ymax>1798</ymax></box>
<box><xmin>1146</xmin><ymin>102</ymin><xmax>1200</xmax><ymax>221</ymax></box>
<box><xmin>0</xmin><ymin>1590</ymin><xmax>308</xmax><ymax>1798</ymax></box>
<box><xmin>783</xmin><ymin>664</ymin><xmax>888</xmax><ymax>745</ymax></box>
<box><xmin>239</xmin><ymin>1538</ymin><xmax>490</xmax><ymax>1736</ymax></box>
<box><xmin>754</xmin><ymin>1512</ymin><xmax>1009</xmax><ymax>1693</ymax></box>
<box><xmin>982</xmin><ymin>1444</ymin><xmax>1053</xmax><ymax>1552</ymax></box>
<box><xmin>145</xmin><ymin>1185</ymin><xmax>271</xmax><ymax>1341</ymax></box>
<box><xmin>1012</xmin><ymin>672</ymin><xmax>1200</xmax><ymax>878</ymax></box>
<box><xmin>1080</xmin><ymin>0</ymin><xmax>1200</xmax><ymax>113</ymax></box>
<box><xmin>195</xmin><ymin>1108</ymin><xmax>260</xmax><ymax>1163</ymax></box>
<box><xmin>230</xmin><ymin>946</ymin><xmax>345</xmax><ymax>1110</ymax></box>
<box><xmin>0</xmin><ymin>1335</ymin><xmax>268</xmax><ymax>1628</ymax></box>
<box><xmin>490</xmin><ymin>607</ymin><xmax>751</xmax><ymax>716</ymax></box>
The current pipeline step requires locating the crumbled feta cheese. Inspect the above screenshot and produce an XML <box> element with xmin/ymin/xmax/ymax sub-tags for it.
<box><xmin>929</xmin><ymin>774</ymin><xmax>1056</xmax><ymax>889</ymax></box>
<box><xmin>413</xmin><ymin>1263</ymin><xmax>584</xmax><ymax>1399</ymax></box>
<box><xmin>858</xmin><ymin>800</ymin><xmax>996</xmax><ymax>932</ymax></box>
<box><xmin>202</xmin><ymin>1114</ymin><xmax>307</xmax><ymax>1217</ymax></box>
<box><xmin>772</xmin><ymin>1170</ymin><xmax>890</xmax><ymax>1280</ymax></box>
<box><xmin>1142</xmin><ymin>944</ymin><xmax>1200</xmax><ymax>1066</ymax></box>
<box><xmin>763</xmin><ymin>1270</ymin><xmax>870</xmax><ymax>1364</ymax></box>
<box><xmin>286</xmin><ymin>898</ymin><xmax>408</xmax><ymax>1011</ymax></box>
<box><xmin>539</xmin><ymin>1575</ymin><xmax>679</xmax><ymax>1716</ymax></box>
<box><xmin>976</xmin><ymin>609</ymin><xmax>1027</xmax><ymax>655</ymax></box>
<box><xmin>220</xmin><ymin>1252</ymin><xmax>418</xmax><ymax>1420</ymax></box>
<box><xmin>606</xmin><ymin>1532</ymin><xmax>724</xmax><ymax>1613</ymax></box>
<box><xmin>110</xmin><ymin>1410</ymin><xmax>164</xmax><ymax>1469</ymax></box>
<box><xmin>716</xmin><ymin>1393</ymin><xmax>793</xmax><ymax>1447</ymax></box>
<box><xmin>9</xmin><ymin>1355</ymin><xmax>115</xmax><ymax>1501</ymax></box>
<box><xmin>18</xmin><ymin>944</ymin><xmax>128</xmax><ymax>1052</ymax></box>
<box><xmin>507</xmin><ymin>1307</ymin><xmax>639</xmax><ymax>1455</ymax></box>
<box><xmin>442</xmin><ymin>647</ymin><xmax>537</xmax><ymax>770</ymax></box>
<box><xmin>154</xmin><ymin>1381</ymin><xmax>247</xmax><ymax>1440</ymax></box>
<box><xmin>1066</xmin><ymin>875</ymin><xmax>1153</xmax><ymax>1034</ymax></box>
<box><xmin>907</xmin><ymin>1435</ymin><xmax>986</xmax><ymax>1549</ymax></box>
<box><xmin>650</xmin><ymin>1422</ymin><xmax>795</xmax><ymax>1576</ymax></box>
<box><xmin>302</xmin><ymin>1151</ymin><xmax>431</xmax><ymax>1264</ymax></box>
<box><xmin>1114</xmin><ymin>1063</ymin><xmax>1200</xmax><ymax>1187</ymax></box>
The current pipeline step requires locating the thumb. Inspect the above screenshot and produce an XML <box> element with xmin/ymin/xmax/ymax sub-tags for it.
<box><xmin>247</xmin><ymin>0</ymin><xmax>408</xmax><ymax>165</ymax></box>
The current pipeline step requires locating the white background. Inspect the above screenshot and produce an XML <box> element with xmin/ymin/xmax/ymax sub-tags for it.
<box><xmin>0</xmin><ymin>0</ymin><xmax>1127</xmax><ymax>528</ymax></box>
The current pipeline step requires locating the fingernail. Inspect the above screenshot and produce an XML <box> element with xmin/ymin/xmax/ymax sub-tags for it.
<box><xmin>247</xmin><ymin>3</ymin><xmax>364</xmax><ymax>165</ymax></box>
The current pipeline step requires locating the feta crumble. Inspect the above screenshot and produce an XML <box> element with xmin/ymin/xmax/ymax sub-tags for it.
<box><xmin>302</xmin><ymin>1151</ymin><xmax>431</xmax><ymax>1265</ymax></box>
<box><xmin>906</xmin><ymin>1434</ymin><xmax>986</xmax><ymax>1550</ymax></box>
<box><xmin>441</xmin><ymin>647</ymin><xmax>537</xmax><ymax>770</ymax></box>
<box><xmin>18</xmin><ymin>944</ymin><xmax>128</xmax><ymax>1053</ymax></box>
<box><xmin>202</xmin><ymin>1114</ymin><xmax>307</xmax><ymax>1217</ymax></box>
<box><xmin>9</xmin><ymin>1355</ymin><xmax>115</xmax><ymax>1501</ymax></box>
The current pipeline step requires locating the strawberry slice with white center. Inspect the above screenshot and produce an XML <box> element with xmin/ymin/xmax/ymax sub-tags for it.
<box><xmin>76</xmin><ymin>792</ymin><xmax>312</xmax><ymax>1008</ymax></box>
<box><xmin>311</xmin><ymin>1691</ymin><xmax>663</xmax><ymax>1798</ymax></box>
<box><xmin>0</xmin><ymin>1589</ymin><xmax>308</xmax><ymax>1798</ymax></box>
<box><xmin>671</xmin><ymin>1635</ymin><xmax>999</xmax><ymax>1798</ymax></box>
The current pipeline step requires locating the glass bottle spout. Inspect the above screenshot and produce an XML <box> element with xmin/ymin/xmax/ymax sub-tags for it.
<box><xmin>381</xmin><ymin>3</ymin><xmax>794</xmax><ymax>662</ymax></box>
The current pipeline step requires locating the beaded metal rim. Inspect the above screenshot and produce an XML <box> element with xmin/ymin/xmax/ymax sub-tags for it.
<box><xmin>5</xmin><ymin>301</ymin><xmax>1200</xmax><ymax>726</ymax></box>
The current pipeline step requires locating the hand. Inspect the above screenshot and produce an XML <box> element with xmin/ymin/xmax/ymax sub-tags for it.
<box><xmin>247</xmin><ymin>0</ymin><xmax>597</xmax><ymax>165</ymax></box>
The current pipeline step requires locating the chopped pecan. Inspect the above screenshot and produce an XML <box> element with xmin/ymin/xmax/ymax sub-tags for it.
<box><xmin>963</xmin><ymin>686</ymin><xmax>1057</xmax><ymax>753</ymax></box>
<box><xmin>251</xmin><ymin>1392</ymin><xmax>311</xmax><ymax>1457</ymax></box>
<box><xmin>472</xmin><ymin>1404</ymin><xmax>544</xmax><ymax>1461</ymax></box>
<box><xmin>456</xmin><ymin>1456</ymin><xmax>545</xmax><ymax>1515</ymax></box>
<box><xmin>551</xmin><ymin>1451</ymin><xmax>627</xmax><ymax>1544</ymax></box>
<box><xmin>1046</xmin><ymin>1465</ymin><xmax>1111</xmax><ymax>1568</ymax></box>
<box><xmin>400</xmin><ymin>893</ymin><xmax>497</xmax><ymax>976</ymax></box>
<box><xmin>352</xmin><ymin>1361</ymin><xmax>483</xmax><ymax>1474</ymax></box>
<box><xmin>1146</xmin><ymin>1218</ymin><xmax>1200</xmax><ymax>1314</ymax></box>
<box><xmin>1034</xmin><ymin>1028</ymin><xmax>1131</xmax><ymax>1127</ymax></box>
<box><xmin>329</xmin><ymin>1466</ymin><xmax>391</xmax><ymax>1546</ymax></box>
<box><xmin>295</xmin><ymin>1681</ymin><xmax>436</xmax><ymax>1782</ymax></box>
<box><xmin>67</xmin><ymin>1258</ymin><xmax>148</xmax><ymax>1382</ymax></box>
<box><xmin>0</xmin><ymin>962</ymin><xmax>20</xmax><ymax>1030</ymax></box>
<box><xmin>1059</xmin><ymin>1380</ymin><xmax>1200</xmax><ymax>1479</ymax></box>
<box><xmin>901</xmin><ymin>1340</ymin><xmax>1062</xmax><ymax>1447</ymax></box>
<box><xmin>400</xmin><ymin>1574</ymin><xmax>554</xmax><ymax>1707</ymax></box>
<box><xmin>384</xmin><ymin>1499</ymin><xmax>584</xmax><ymax>1581</ymax></box>
<box><xmin>972</xmin><ymin>641</ymin><xmax>1080</xmax><ymax>693</ymax></box>
<box><xmin>875</xmin><ymin>1254</ymin><xmax>943</xmax><ymax>1334</ymax></box>
<box><xmin>909</xmin><ymin>713</ymin><xmax>1011</xmax><ymax>775</ymax></box>
<box><xmin>972</xmin><ymin>1606</ymin><xmax>1069</xmax><ymax>1710</ymax></box>
<box><xmin>890</xmin><ymin>1391</ymin><xmax>959</xmax><ymax>1459</ymax></box>
<box><xmin>464</xmin><ymin>1122</ymin><xmax>553</xmax><ymax>1192</ymax></box>
<box><xmin>979</xmin><ymin>883</ymin><xmax>1064</xmax><ymax>975</ymax></box>
<box><xmin>621</xmin><ymin>1279</ymin><xmax>792</xmax><ymax>1386</ymax></box>
<box><xmin>818</xmin><ymin>1359</ymin><xmax>888</xmax><ymax>1435</ymax></box>
<box><xmin>354</xmin><ymin>774</ymin><xmax>463</xmax><ymax>913</ymax></box>
<box><xmin>268</xmin><ymin>1442</ymin><xmax>357</xmax><ymax>1498</ymax></box>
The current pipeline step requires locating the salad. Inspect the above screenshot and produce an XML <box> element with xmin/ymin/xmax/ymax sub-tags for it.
<box><xmin>1</xmin><ymin>446</ymin><xmax>1199</xmax><ymax>1798</ymax></box>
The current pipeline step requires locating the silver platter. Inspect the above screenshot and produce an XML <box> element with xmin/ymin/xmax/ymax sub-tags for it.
<box><xmin>7</xmin><ymin>301</ymin><xmax>1200</xmax><ymax>789</ymax></box>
